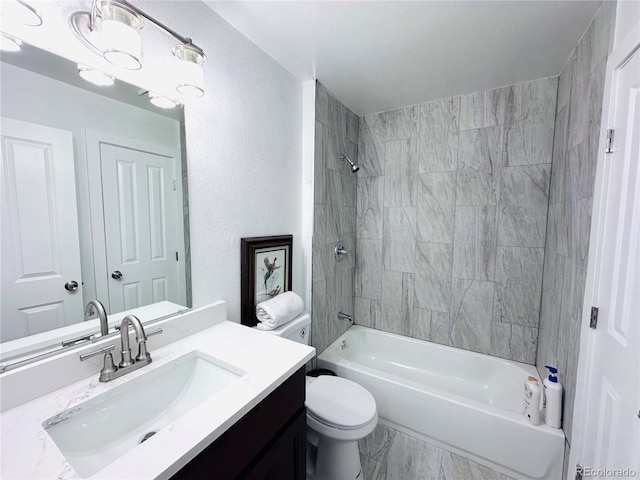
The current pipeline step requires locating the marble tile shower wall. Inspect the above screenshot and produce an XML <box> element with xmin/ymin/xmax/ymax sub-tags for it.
<box><xmin>536</xmin><ymin>0</ymin><xmax>615</xmax><ymax>448</ymax></box>
<box><xmin>355</xmin><ymin>77</ymin><xmax>558</xmax><ymax>364</ymax></box>
<box><xmin>312</xmin><ymin>82</ymin><xmax>359</xmax><ymax>354</ymax></box>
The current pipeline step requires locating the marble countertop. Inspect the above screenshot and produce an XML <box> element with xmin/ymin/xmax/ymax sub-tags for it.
<box><xmin>1</xmin><ymin>320</ymin><xmax>315</xmax><ymax>479</ymax></box>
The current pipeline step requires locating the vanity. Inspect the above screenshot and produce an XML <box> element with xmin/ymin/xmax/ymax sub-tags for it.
<box><xmin>0</xmin><ymin>302</ymin><xmax>315</xmax><ymax>479</ymax></box>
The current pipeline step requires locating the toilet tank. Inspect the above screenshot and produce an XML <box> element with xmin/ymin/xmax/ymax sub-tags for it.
<box><xmin>257</xmin><ymin>313</ymin><xmax>311</xmax><ymax>345</ymax></box>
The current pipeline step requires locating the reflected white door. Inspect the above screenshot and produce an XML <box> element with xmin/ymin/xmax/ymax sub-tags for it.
<box><xmin>100</xmin><ymin>143</ymin><xmax>179</xmax><ymax>312</ymax></box>
<box><xmin>0</xmin><ymin>118</ymin><xmax>83</xmax><ymax>342</ymax></box>
<box><xmin>579</xmin><ymin>49</ymin><xmax>640</xmax><ymax>472</ymax></box>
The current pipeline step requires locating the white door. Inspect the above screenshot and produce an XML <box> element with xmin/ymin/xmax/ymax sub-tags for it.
<box><xmin>0</xmin><ymin>118</ymin><xmax>83</xmax><ymax>342</ymax></box>
<box><xmin>99</xmin><ymin>143</ymin><xmax>179</xmax><ymax>312</ymax></box>
<box><xmin>575</xmin><ymin>47</ymin><xmax>640</xmax><ymax>474</ymax></box>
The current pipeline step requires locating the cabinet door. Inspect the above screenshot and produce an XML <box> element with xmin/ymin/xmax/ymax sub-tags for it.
<box><xmin>242</xmin><ymin>409</ymin><xmax>306</xmax><ymax>480</ymax></box>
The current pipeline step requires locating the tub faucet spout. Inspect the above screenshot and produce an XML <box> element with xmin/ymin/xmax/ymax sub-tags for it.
<box><xmin>337</xmin><ymin>311</ymin><xmax>353</xmax><ymax>322</ymax></box>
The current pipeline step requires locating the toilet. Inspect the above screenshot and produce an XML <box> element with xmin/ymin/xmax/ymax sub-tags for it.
<box><xmin>256</xmin><ymin>314</ymin><xmax>378</xmax><ymax>480</ymax></box>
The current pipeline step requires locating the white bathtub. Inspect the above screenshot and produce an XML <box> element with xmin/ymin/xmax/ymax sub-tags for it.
<box><xmin>317</xmin><ymin>326</ymin><xmax>565</xmax><ymax>480</ymax></box>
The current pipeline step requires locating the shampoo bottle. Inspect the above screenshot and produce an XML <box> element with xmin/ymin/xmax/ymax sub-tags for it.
<box><xmin>523</xmin><ymin>376</ymin><xmax>541</xmax><ymax>425</ymax></box>
<box><xmin>543</xmin><ymin>365</ymin><xmax>563</xmax><ymax>428</ymax></box>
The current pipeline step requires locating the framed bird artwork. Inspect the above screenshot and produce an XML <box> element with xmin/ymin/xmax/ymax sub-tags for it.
<box><xmin>240</xmin><ymin>235</ymin><xmax>293</xmax><ymax>326</ymax></box>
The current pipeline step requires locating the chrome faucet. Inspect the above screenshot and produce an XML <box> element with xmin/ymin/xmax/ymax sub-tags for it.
<box><xmin>80</xmin><ymin>315</ymin><xmax>162</xmax><ymax>382</ymax></box>
<box><xmin>337</xmin><ymin>311</ymin><xmax>353</xmax><ymax>322</ymax></box>
<box><xmin>118</xmin><ymin>315</ymin><xmax>149</xmax><ymax>368</ymax></box>
<box><xmin>85</xmin><ymin>300</ymin><xmax>109</xmax><ymax>336</ymax></box>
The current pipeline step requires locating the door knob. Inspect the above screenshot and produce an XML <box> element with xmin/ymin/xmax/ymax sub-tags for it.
<box><xmin>111</xmin><ymin>270</ymin><xmax>123</xmax><ymax>280</ymax></box>
<box><xmin>64</xmin><ymin>280</ymin><xmax>79</xmax><ymax>292</ymax></box>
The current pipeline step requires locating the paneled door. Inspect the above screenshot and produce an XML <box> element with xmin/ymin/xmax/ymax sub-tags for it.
<box><xmin>1</xmin><ymin>118</ymin><xmax>83</xmax><ymax>342</ymax></box>
<box><xmin>577</xmin><ymin>44</ymin><xmax>640</xmax><ymax>473</ymax></box>
<box><xmin>99</xmin><ymin>143</ymin><xmax>179</xmax><ymax>313</ymax></box>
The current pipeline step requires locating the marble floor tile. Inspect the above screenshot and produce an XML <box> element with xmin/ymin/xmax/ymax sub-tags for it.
<box><xmin>415</xmin><ymin>242</ymin><xmax>453</xmax><ymax>313</ymax></box>
<box><xmin>355</xmin><ymin>238</ymin><xmax>383</xmax><ymax>300</ymax></box>
<box><xmin>493</xmin><ymin>246</ymin><xmax>544</xmax><ymax>327</ymax></box>
<box><xmin>379</xmin><ymin>430</ymin><xmax>443</xmax><ymax>480</ymax></box>
<box><xmin>449</xmin><ymin>279</ymin><xmax>494</xmax><ymax>354</ymax></box>
<box><xmin>383</xmin><ymin>207</ymin><xmax>417</xmax><ymax>273</ymax></box>
<box><xmin>498</xmin><ymin>164</ymin><xmax>551</xmax><ymax>248</ymax></box>
<box><xmin>416</xmin><ymin>171</ymin><xmax>456</xmax><ymax>244</ymax></box>
<box><xmin>357</xmin><ymin>176</ymin><xmax>384</xmax><ymax>240</ymax></box>
<box><xmin>359</xmin><ymin>423</ymin><xmax>397</xmax><ymax>459</ymax></box>
<box><xmin>456</xmin><ymin>126</ymin><xmax>503</xmax><ymax>206</ymax></box>
<box><xmin>384</xmin><ymin>106</ymin><xmax>417</xmax><ymax>141</ymax></box>
<box><xmin>418</xmin><ymin>97</ymin><xmax>460</xmax><ymax>173</ymax></box>
<box><xmin>359</xmin><ymin>114</ymin><xmax>386</xmax><ymax>177</ymax></box>
<box><xmin>360</xmin><ymin>454</ymin><xmax>383</xmax><ymax>480</ymax></box>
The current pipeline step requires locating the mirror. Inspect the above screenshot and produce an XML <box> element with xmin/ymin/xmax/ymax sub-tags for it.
<box><xmin>0</xmin><ymin>42</ymin><xmax>191</xmax><ymax>363</ymax></box>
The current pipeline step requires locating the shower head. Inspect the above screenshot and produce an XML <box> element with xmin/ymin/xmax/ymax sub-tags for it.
<box><xmin>340</xmin><ymin>154</ymin><xmax>360</xmax><ymax>173</ymax></box>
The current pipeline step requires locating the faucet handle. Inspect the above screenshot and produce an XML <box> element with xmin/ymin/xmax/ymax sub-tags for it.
<box><xmin>80</xmin><ymin>345</ymin><xmax>117</xmax><ymax>381</ymax></box>
<box><xmin>135</xmin><ymin>328</ymin><xmax>162</xmax><ymax>362</ymax></box>
<box><xmin>79</xmin><ymin>344</ymin><xmax>114</xmax><ymax>361</ymax></box>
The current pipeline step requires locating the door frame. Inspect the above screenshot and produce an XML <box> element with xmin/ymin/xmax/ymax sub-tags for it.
<box><xmin>85</xmin><ymin>129</ymin><xmax>186</xmax><ymax>311</ymax></box>
<box><xmin>569</xmin><ymin>10</ymin><xmax>640</xmax><ymax>478</ymax></box>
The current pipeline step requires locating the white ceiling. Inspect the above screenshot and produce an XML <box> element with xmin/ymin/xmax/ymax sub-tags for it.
<box><xmin>206</xmin><ymin>1</ymin><xmax>603</xmax><ymax>115</ymax></box>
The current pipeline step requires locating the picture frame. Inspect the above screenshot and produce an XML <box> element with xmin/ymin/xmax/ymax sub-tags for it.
<box><xmin>240</xmin><ymin>235</ymin><xmax>293</xmax><ymax>327</ymax></box>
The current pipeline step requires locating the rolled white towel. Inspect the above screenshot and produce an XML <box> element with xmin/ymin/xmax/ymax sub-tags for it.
<box><xmin>255</xmin><ymin>291</ymin><xmax>304</xmax><ymax>330</ymax></box>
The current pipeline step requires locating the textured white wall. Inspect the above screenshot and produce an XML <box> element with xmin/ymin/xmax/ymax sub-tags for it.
<box><xmin>143</xmin><ymin>1</ymin><xmax>304</xmax><ymax>321</ymax></box>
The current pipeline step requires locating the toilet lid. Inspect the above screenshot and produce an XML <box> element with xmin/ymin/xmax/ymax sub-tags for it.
<box><xmin>306</xmin><ymin>376</ymin><xmax>377</xmax><ymax>429</ymax></box>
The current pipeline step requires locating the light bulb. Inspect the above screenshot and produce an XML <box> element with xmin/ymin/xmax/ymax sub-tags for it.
<box><xmin>77</xmin><ymin>65</ymin><xmax>114</xmax><ymax>87</ymax></box>
<box><xmin>149</xmin><ymin>92</ymin><xmax>178</xmax><ymax>109</ymax></box>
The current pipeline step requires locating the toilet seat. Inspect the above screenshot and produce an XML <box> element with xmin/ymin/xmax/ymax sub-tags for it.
<box><xmin>306</xmin><ymin>376</ymin><xmax>377</xmax><ymax>430</ymax></box>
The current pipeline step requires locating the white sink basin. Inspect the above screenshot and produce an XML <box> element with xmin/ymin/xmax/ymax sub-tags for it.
<box><xmin>43</xmin><ymin>350</ymin><xmax>245</xmax><ymax>478</ymax></box>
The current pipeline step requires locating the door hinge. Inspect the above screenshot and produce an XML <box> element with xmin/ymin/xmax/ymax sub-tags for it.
<box><xmin>576</xmin><ymin>464</ymin><xmax>583</xmax><ymax>480</ymax></box>
<box><xmin>173</xmin><ymin>180</ymin><xmax>177</xmax><ymax>191</ymax></box>
<box><xmin>590</xmin><ymin>306</ymin><xmax>599</xmax><ymax>329</ymax></box>
<box><xmin>605</xmin><ymin>129</ymin><xmax>614</xmax><ymax>153</ymax></box>
<box><xmin>175</xmin><ymin>251</ymin><xmax>179</xmax><ymax>261</ymax></box>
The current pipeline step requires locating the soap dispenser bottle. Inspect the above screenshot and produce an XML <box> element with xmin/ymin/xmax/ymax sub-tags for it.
<box><xmin>543</xmin><ymin>365</ymin><xmax>563</xmax><ymax>428</ymax></box>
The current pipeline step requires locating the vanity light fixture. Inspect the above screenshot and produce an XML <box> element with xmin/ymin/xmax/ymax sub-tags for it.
<box><xmin>173</xmin><ymin>43</ymin><xmax>205</xmax><ymax>98</ymax></box>
<box><xmin>0</xmin><ymin>33</ymin><xmax>23</xmax><ymax>52</ymax></box>
<box><xmin>70</xmin><ymin>0</ymin><xmax>207</xmax><ymax>96</ymax></box>
<box><xmin>0</xmin><ymin>0</ymin><xmax>43</xmax><ymax>27</ymax></box>
<box><xmin>148</xmin><ymin>92</ymin><xmax>178</xmax><ymax>109</ymax></box>
<box><xmin>78</xmin><ymin>64</ymin><xmax>115</xmax><ymax>87</ymax></box>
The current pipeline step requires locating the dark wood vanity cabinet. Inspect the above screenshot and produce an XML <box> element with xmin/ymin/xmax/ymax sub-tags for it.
<box><xmin>172</xmin><ymin>366</ymin><xmax>306</xmax><ymax>480</ymax></box>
